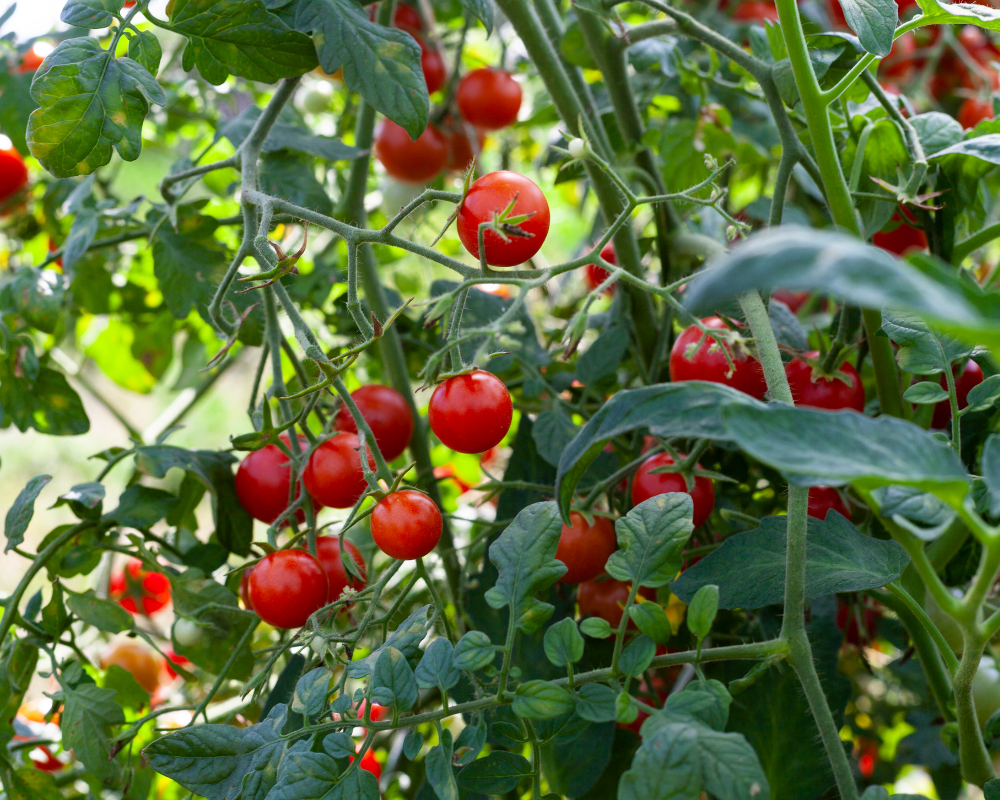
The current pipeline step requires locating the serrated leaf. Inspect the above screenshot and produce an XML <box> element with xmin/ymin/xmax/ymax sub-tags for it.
<box><xmin>543</xmin><ymin>617</ymin><xmax>584</xmax><ymax>667</ymax></box>
<box><xmin>484</xmin><ymin>502</ymin><xmax>567</xmax><ymax>634</ymax></box>
<box><xmin>415</xmin><ymin>637</ymin><xmax>460</xmax><ymax>691</ymax></box>
<box><xmin>617</xmin><ymin>723</ymin><xmax>702</xmax><ymax>800</ymax></box>
<box><xmin>619</xmin><ymin>635</ymin><xmax>656</xmax><ymax>677</ymax></box>
<box><xmin>370</xmin><ymin>646</ymin><xmax>418</xmax><ymax>711</ymax></box>
<box><xmin>27</xmin><ymin>37</ymin><xmax>165</xmax><ymax>178</ymax></box>
<box><xmin>268</xmin><ymin>739</ymin><xmax>380</xmax><ymax>800</ymax></box>
<box><xmin>457</xmin><ymin>751</ymin><xmax>532</xmax><ymax>794</ymax></box>
<box><xmin>512</xmin><ymin>681</ymin><xmax>575</xmax><ymax>720</ymax></box>
<box><xmin>457</xmin><ymin>0</ymin><xmax>493</xmax><ymax>34</ymax></box>
<box><xmin>5</xmin><ymin>474</ymin><xmax>51</xmax><ymax>553</ymax></box>
<box><xmin>65</xmin><ymin>589</ymin><xmax>134</xmax><ymax>633</ymax></box>
<box><xmin>606</xmin><ymin>494</ymin><xmax>693</xmax><ymax>588</ymax></box>
<box><xmin>61</xmin><ymin>682</ymin><xmax>126</xmax><ymax>782</ymax></box>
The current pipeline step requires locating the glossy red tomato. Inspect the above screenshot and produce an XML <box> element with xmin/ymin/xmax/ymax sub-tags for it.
<box><xmin>247</xmin><ymin>550</ymin><xmax>329</xmax><ymax>629</ymax></box>
<box><xmin>584</xmin><ymin>242</ymin><xmax>617</xmax><ymax>295</ymax></box>
<box><xmin>334</xmin><ymin>384</ymin><xmax>414</xmax><ymax>462</ymax></box>
<box><xmin>428</xmin><ymin>370</ymin><xmax>513</xmax><ymax>453</ymax></box>
<box><xmin>357</xmin><ymin>700</ymin><xmax>392</xmax><ymax>722</ymax></box>
<box><xmin>785</xmin><ymin>351</ymin><xmax>865</xmax><ymax>412</ymax></box>
<box><xmin>555</xmin><ymin>513</ymin><xmax>618</xmax><ymax>584</ymax></box>
<box><xmin>446</xmin><ymin>125</ymin><xmax>485</xmax><ymax>172</ymax></box>
<box><xmin>371</xmin><ymin>490</ymin><xmax>443</xmax><ymax>560</ymax></box>
<box><xmin>235</xmin><ymin>434</ymin><xmax>314</xmax><ymax>524</ymax></box>
<box><xmin>577</xmin><ymin>577</ymin><xmax>656</xmax><ymax>628</ymax></box>
<box><xmin>0</xmin><ymin>148</ymin><xmax>28</xmax><ymax>205</ymax></box>
<box><xmin>456</xmin><ymin>68</ymin><xmax>522</xmax><ymax>130</ymax></box>
<box><xmin>669</xmin><ymin>317</ymin><xmax>768</xmax><ymax>399</ymax></box>
<box><xmin>872</xmin><ymin>213</ymin><xmax>927</xmax><ymax>255</ymax></box>
<box><xmin>931</xmin><ymin>359</ymin><xmax>984</xmax><ymax>428</ymax></box>
<box><xmin>959</xmin><ymin>97</ymin><xmax>994</xmax><ymax>129</ymax></box>
<box><xmin>456</xmin><ymin>171</ymin><xmax>550</xmax><ymax>266</ymax></box>
<box><xmin>162</xmin><ymin>648</ymin><xmax>191</xmax><ymax>680</ymax></box>
<box><xmin>732</xmin><ymin>0</ymin><xmax>779</xmax><ymax>21</ymax></box>
<box><xmin>808</xmin><ymin>486</ymin><xmax>850</xmax><ymax>520</ymax></box>
<box><xmin>303</xmin><ymin>432</ymin><xmax>375</xmax><ymax>508</ymax></box>
<box><xmin>357</xmin><ymin>746</ymin><xmax>382</xmax><ymax>779</ymax></box>
<box><xmin>374</xmin><ymin>120</ymin><xmax>448</xmax><ymax>183</ymax></box>
<box><xmin>109</xmin><ymin>559</ymin><xmax>171</xmax><ymax>615</ymax></box>
<box><xmin>314</xmin><ymin>536</ymin><xmax>367</xmax><ymax>603</ymax></box>
<box><xmin>421</xmin><ymin>44</ymin><xmax>446</xmax><ymax>94</ymax></box>
<box><xmin>631</xmin><ymin>453</ymin><xmax>715</xmax><ymax>529</ymax></box>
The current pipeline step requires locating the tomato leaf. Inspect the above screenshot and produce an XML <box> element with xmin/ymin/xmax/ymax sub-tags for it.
<box><xmin>619</xmin><ymin>635</ymin><xmax>656</xmax><ymax>677</ymax></box>
<box><xmin>216</xmin><ymin>105</ymin><xmax>360</xmax><ymax>161</ymax></box>
<box><xmin>456</xmin><ymin>0</ymin><xmax>493</xmax><ymax>34</ymax></box>
<box><xmin>103</xmin><ymin>485</ymin><xmax>179</xmax><ymax>529</ymax></box>
<box><xmin>881</xmin><ymin>309</ymin><xmax>972</xmax><ymax>376</ymax></box>
<box><xmin>370</xmin><ymin>646</ymin><xmax>418</xmax><ymax>711</ymax></box>
<box><xmin>542</xmin><ymin>618</ymin><xmax>584</xmax><ymax>667</ymax></box>
<box><xmin>512</xmin><ymin>681</ymin><xmax>575</xmax><ymax>720</ymax></box>
<box><xmin>425</xmin><ymin>729</ymin><xmax>459</xmax><ymax>800</ymax></box>
<box><xmin>457</xmin><ymin>750</ymin><xmax>533</xmax><ymax>794</ymax></box>
<box><xmin>51</xmin><ymin>482</ymin><xmax>105</xmax><ymax>520</ymax></box>
<box><xmin>617</xmin><ymin>723</ymin><xmax>703</xmax><ymax>800</ymax></box>
<box><xmin>835</xmin><ymin>0</ymin><xmax>896</xmax><ymax>56</ymax></box>
<box><xmin>414</xmin><ymin>637</ymin><xmax>461</xmax><ymax>691</ymax></box>
<box><xmin>291</xmin><ymin>667</ymin><xmax>332</xmax><ymax>716</ymax></box>
<box><xmin>346</xmin><ymin>605</ymin><xmax>432</xmax><ymax>678</ymax></box>
<box><xmin>606</xmin><ymin>494</ymin><xmax>694</xmax><ymax>588</ymax></box>
<box><xmin>910</xmin><ymin>112</ymin><xmax>963</xmax><ymax>156</ymax></box>
<box><xmin>670</xmin><ymin>513</ymin><xmax>909</xmax><ymax>608</ymax></box>
<box><xmin>573</xmin><ymin>685</ymin><xmax>616</xmax><ymax>723</ymax></box>
<box><xmin>268</xmin><ymin>741</ymin><xmax>380</xmax><ymax>800</ymax></box>
<box><xmin>60</xmin><ymin>683</ymin><xmax>126</xmax><ymax>784</ymax></box>
<box><xmin>60</xmin><ymin>0</ymin><xmax>124</xmax><ymax>28</ymax></box>
<box><xmin>65</xmin><ymin>589</ymin><xmax>134</xmax><ymax>633</ymax></box>
<box><xmin>0</xmin><ymin>638</ymin><xmax>39</xmax><ymax>741</ymax></box>
<box><xmin>4</xmin><ymin>474</ymin><xmax>51</xmax><ymax>553</ymax></box>
<box><xmin>453</xmin><ymin>630</ymin><xmax>496</xmax><ymax>672</ymax></box>
<box><xmin>628</xmin><ymin>600</ymin><xmax>673</xmax><ymax>644</ymax></box>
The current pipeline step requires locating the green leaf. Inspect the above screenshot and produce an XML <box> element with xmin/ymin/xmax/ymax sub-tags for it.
<box><xmin>456</xmin><ymin>0</ymin><xmax>493</xmax><ymax>34</ymax></box>
<box><xmin>616</xmin><ymin>690</ymin><xmax>639</xmax><ymax>724</ymax></box>
<box><xmin>60</xmin><ymin>0</ymin><xmax>123</xmax><ymax>28</ymax></box>
<box><xmin>294</xmin><ymin>0</ymin><xmax>428</xmax><ymax>138</ymax></box>
<box><xmin>61</xmin><ymin>683</ymin><xmax>126</xmax><ymax>783</ymax></box>
<box><xmin>512</xmin><ymin>681</ymin><xmax>576</xmax><ymax>720</ymax></box>
<box><xmin>986</xmin><ymin>779</ymin><xmax>1000</xmax><ymax>800</ymax></box>
<box><xmin>5</xmin><ymin>474</ymin><xmax>51</xmax><ymax>553</ymax></box>
<box><xmin>556</xmin><ymin>383</ymin><xmax>762</xmax><ymax>517</ymax></box>
<box><xmin>619</xmin><ymin>635</ymin><xmax>656</xmax><ymax>677</ymax></box>
<box><xmin>628</xmin><ymin>601</ymin><xmax>673</xmax><ymax>644</ymax></box>
<box><xmin>415</xmin><ymin>637</ymin><xmax>460</xmax><ymax>691</ymax></box>
<box><xmin>966</xmin><ymin>374</ymin><xmax>1000</xmax><ymax>413</ymax></box>
<box><xmin>671</xmin><ymin>514</ymin><xmax>909</xmax><ymax>608</ymax></box>
<box><xmin>606</xmin><ymin>494</ymin><xmax>693</xmax><ymax>588</ymax></box>
<box><xmin>346</xmin><ymin>605</ymin><xmax>431</xmax><ymax>678</ymax></box>
<box><xmin>543</xmin><ymin>617</ymin><xmax>584</xmax><ymax>667</ymax></box>
<box><xmin>663</xmin><ymin>680</ymin><xmax>732</xmax><ymax>732</ymax></box>
<box><xmin>152</xmin><ymin>212</ymin><xmax>229</xmax><ymax>320</ymax></box>
<box><xmin>320</xmin><ymin>731</ymin><xmax>356</xmax><ymax>760</ymax></box>
<box><xmin>144</xmin><ymin>705</ymin><xmax>287</xmax><ymax>800</ymax></box>
<box><xmin>485</xmin><ymin>501</ymin><xmax>567</xmax><ymax>634</ymax></box>
<box><xmin>983</xmin><ymin>435</ymin><xmax>1000</xmax><ymax>518</ymax></box>
<box><xmin>370</xmin><ymin>646</ymin><xmax>418</xmax><ymax>711</ymax></box>
<box><xmin>27</xmin><ymin>37</ymin><xmax>165</xmax><ymax>178</ymax></box>
<box><xmin>170</xmin><ymin>0</ymin><xmax>317</xmax><ymax>85</ymax></box>
<box><xmin>259</xmin><ymin>150</ymin><xmax>333</xmax><ymax>216</ymax></box>
<box><xmin>51</xmin><ymin>482</ymin><xmax>105</xmax><ymax>519</ymax></box>
<box><xmin>100</xmin><ymin>663</ymin><xmax>153</xmax><ymax>709</ymax></box>
<box><xmin>617</xmin><ymin>723</ymin><xmax>702</xmax><ymax>800</ymax></box>
<box><xmin>929</xmin><ymin>132</ymin><xmax>1000</xmax><ymax>165</ymax></box>
<box><xmin>457</xmin><ymin>751</ymin><xmax>533</xmax><ymax>794</ymax></box>
<box><xmin>532</xmin><ymin>407</ymin><xmax>582</xmax><ymax>468</ymax></box>
<box><xmin>5</xmin><ymin>767</ymin><xmax>65</xmax><ymax>800</ymax></box>
<box><xmin>292</xmin><ymin>668</ymin><xmax>332</xmax><ymax>716</ymax></box>
<box><xmin>454</xmin><ymin>724</ymin><xmax>486</xmax><ymax>766</ymax></box>
<box><xmin>576</xmin><ymin>325</ymin><xmax>629</xmax><ymax>386</ymax></box>
<box><xmin>910</xmin><ymin>112</ymin><xmax>963</xmax><ymax>155</ymax></box>
<box><xmin>541</xmin><ymin>721</ymin><xmax>615</xmax><ymax>797</ymax></box>
<box><xmin>720</xmin><ymin>403</ymin><xmax>970</xmax><ymax>505</ymax></box>
<box><xmin>425</xmin><ymin>729</ymin><xmax>459</xmax><ymax>800</ymax></box>
<box><xmin>403</xmin><ymin>731</ymin><xmax>423</xmax><ymax>760</ymax></box>
<box><xmin>580</xmin><ymin>617</ymin><xmax>614</xmax><ymax>639</ymax></box>
<box><xmin>687</xmin><ymin>584</ymin><xmax>719</xmax><ymax>641</ymax></box>
<box><xmin>40</xmin><ymin>582</ymin><xmax>70</xmax><ymax>637</ymax></box>
<box><xmin>452</xmin><ymin>630</ymin><xmax>495</xmax><ymax>672</ymax></box>
<box><xmin>0</xmin><ymin>72</ymin><xmax>37</xmax><ymax>156</ymax></box>
<box><xmin>65</xmin><ymin>589</ymin><xmax>134</xmax><ymax>633</ymax></box>
<box><xmin>128</xmin><ymin>31</ymin><xmax>163</xmax><ymax>76</ymax></box>
<box><xmin>216</xmin><ymin>105</ymin><xmax>359</xmax><ymax>161</ymax></box>
<box><xmin>104</xmin><ymin>485</ymin><xmax>179</xmax><ymax>528</ymax></box>
<box><xmin>0</xmin><ymin>638</ymin><xmax>38</xmax><ymax>742</ymax></box>
<box><xmin>882</xmin><ymin>309</ymin><xmax>972</xmax><ymax>376</ymax></box>
<box><xmin>268</xmin><ymin>738</ymin><xmax>380</xmax><ymax>800</ymax></box>
<box><xmin>903</xmin><ymin>381</ymin><xmax>950</xmax><ymax>404</ymax></box>
<box><xmin>837</xmin><ymin>0</ymin><xmax>895</xmax><ymax>55</ymax></box>
<box><xmin>574</xmin><ymin>685</ymin><xmax>617</xmax><ymax>723</ymax></box>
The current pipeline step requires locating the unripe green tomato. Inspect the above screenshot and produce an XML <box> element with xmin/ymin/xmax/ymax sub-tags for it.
<box><xmin>173</xmin><ymin>617</ymin><xmax>203</xmax><ymax>647</ymax></box>
<box><xmin>301</xmin><ymin>87</ymin><xmax>332</xmax><ymax>115</ymax></box>
<box><xmin>924</xmin><ymin>589</ymin><xmax>965</xmax><ymax>654</ymax></box>
<box><xmin>973</xmin><ymin>657</ymin><xmax>1000</xmax><ymax>728</ymax></box>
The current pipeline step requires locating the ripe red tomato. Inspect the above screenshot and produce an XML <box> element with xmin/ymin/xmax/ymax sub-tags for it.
<box><xmin>785</xmin><ymin>351</ymin><xmax>865</xmax><ymax>412</ymax></box>
<box><xmin>836</xmin><ymin>597</ymin><xmax>880</xmax><ymax>646</ymax></box>
<box><xmin>247</xmin><ymin>550</ymin><xmax>329</xmax><ymax>629</ymax></box>
<box><xmin>357</xmin><ymin>746</ymin><xmax>382</xmax><ymax>779</ymax></box>
<box><xmin>239</xmin><ymin>568</ymin><xmax>253</xmax><ymax>609</ymax></box>
<box><xmin>357</xmin><ymin>700</ymin><xmax>392</xmax><ymax>721</ymax></box>
<box><xmin>771</xmin><ymin>289</ymin><xmax>809</xmax><ymax>313</ymax></box>
<box><xmin>456</xmin><ymin>68</ymin><xmax>522</xmax><ymax>130</ymax></box>
<box><xmin>163</xmin><ymin>648</ymin><xmax>191</xmax><ymax>680</ymax></box>
<box><xmin>374</xmin><ymin>120</ymin><xmax>448</xmax><ymax>183</ymax></box>
<box><xmin>732</xmin><ymin>0</ymin><xmax>779</xmax><ymax>21</ymax></box>
<box><xmin>421</xmin><ymin>44</ymin><xmax>446</xmax><ymax>94</ymax></box>
<box><xmin>334</xmin><ymin>384</ymin><xmax>414</xmax><ymax>462</ymax></box>
<box><xmin>303</xmin><ymin>432</ymin><xmax>375</xmax><ymax>509</ymax></box>
<box><xmin>808</xmin><ymin>486</ymin><xmax>850</xmax><ymax>520</ymax></box>
<box><xmin>102</xmin><ymin>640</ymin><xmax>161</xmax><ymax>693</ymax></box>
<box><xmin>314</xmin><ymin>536</ymin><xmax>367</xmax><ymax>603</ymax></box>
<box><xmin>872</xmin><ymin>213</ymin><xmax>927</xmax><ymax>255</ymax></box>
<box><xmin>17</xmin><ymin>43</ymin><xmax>48</xmax><ymax>74</ymax></box>
<box><xmin>631</xmin><ymin>452</ymin><xmax>715</xmax><ymax>528</ymax></box>
<box><xmin>28</xmin><ymin>744</ymin><xmax>64</xmax><ymax>772</ymax></box>
<box><xmin>371</xmin><ymin>490</ymin><xmax>443</xmax><ymax>560</ymax></box>
<box><xmin>445</xmin><ymin>120</ymin><xmax>485</xmax><ymax>172</ymax></box>
<box><xmin>109</xmin><ymin>559</ymin><xmax>171</xmax><ymax>615</ymax></box>
<box><xmin>959</xmin><ymin>97</ymin><xmax>994</xmax><ymax>129</ymax></box>
<box><xmin>577</xmin><ymin>577</ymin><xmax>655</xmax><ymax>628</ymax></box>
<box><xmin>931</xmin><ymin>359</ymin><xmax>984</xmax><ymax>428</ymax></box>
<box><xmin>393</xmin><ymin>2</ymin><xmax>421</xmax><ymax>32</ymax></box>
<box><xmin>428</xmin><ymin>370</ymin><xmax>513</xmax><ymax>454</ymax></box>
<box><xmin>584</xmin><ymin>242</ymin><xmax>617</xmax><ymax>295</ymax></box>
<box><xmin>0</xmin><ymin>148</ymin><xmax>28</xmax><ymax>205</ymax></box>
<box><xmin>456</xmin><ymin>171</ymin><xmax>550</xmax><ymax>266</ymax></box>
<box><xmin>555</xmin><ymin>513</ymin><xmax>618</xmax><ymax>584</ymax></box>
<box><xmin>235</xmin><ymin>434</ymin><xmax>315</xmax><ymax>524</ymax></box>
<box><xmin>669</xmin><ymin>317</ymin><xmax>768</xmax><ymax>399</ymax></box>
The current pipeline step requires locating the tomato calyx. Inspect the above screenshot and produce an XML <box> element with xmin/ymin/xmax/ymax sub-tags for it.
<box><xmin>681</xmin><ymin>318</ymin><xmax>754</xmax><ymax>379</ymax></box>
<box><xmin>794</xmin><ymin>349</ymin><xmax>857</xmax><ymax>388</ymax></box>
<box><xmin>642</xmin><ymin>441</ymin><xmax>726</xmax><ymax>493</ymax></box>
<box><xmin>236</xmin><ymin>222</ymin><xmax>310</xmax><ymax>293</ymax></box>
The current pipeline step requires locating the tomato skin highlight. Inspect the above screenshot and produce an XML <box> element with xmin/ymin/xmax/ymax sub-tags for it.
<box><xmin>931</xmin><ymin>359</ymin><xmax>984</xmax><ymax>428</ymax></box>
<box><xmin>334</xmin><ymin>384</ymin><xmax>414</xmax><ymax>462</ymax></box>
<box><xmin>456</xmin><ymin>171</ymin><xmax>550</xmax><ymax>267</ymax></box>
<box><xmin>785</xmin><ymin>351</ymin><xmax>865</xmax><ymax>412</ymax></box>
<box><xmin>314</xmin><ymin>536</ymin><xmax>367</xmax><ymax>603</ymax></box>
<box><xmin>428</xmin><ymin>370</ymin><xmax>513</xmax><ymax>454</ymax></box>
<box><xmin>631</xmin><ymin>452</ymin><xmax>715</xmax><ymax>529</ymax></box>
<box><xmin>374</xmin><ymin>120</ymin><xmax>448</xmax><ymax>183</ymax></box>
<box><xmin>109</xmin><ymin>559</ymin><xmax>171</xmax><ymax>615</ymax></box>
<box><xmin>102</xmin><ymin>640</ymin><xmax>161</xmax><ymax>693</ymax></box>
<box><xmin>872</xmin><ymin>213</ymin><xmax>927</xmax><ymax>255</ymax></box>
<box><xmin>371</xmin><ymin>490</ymin><xmax>443</xmax><ymax>560</ymax></box>
<box><xmin>235</xmin><ymin>434</ymin><xmax>314</xmax><ymax>524</ymax></box>
<box><xmin>304</xmin><ymin>432</ymin><xmax>375</xmax><ymax>509</ymax></box>
<box><xmin>456</xmin><ymin>68</ymin><xmax>522</xmax><ymax>130</ymax></box>
<box><xmin>808</xmin><ymin>486</ymin><xmax>850</xmax><ymax>520</ymax></box>
<box><xmin>584</xmin><ymin>242</ymin><xmax>616</xmax><ymax>295</ymax></box>
<box><xmin>0</xmin><ymin>148</ymin><xmax>28</xmax><ymax>205</ymax></box>
<box><xmin>421</xmin><ymin>45</ymin><xmax>446</xmax><ymax>94</ymax></box>
<box><xmin>247</xmin><ymin>550</ymin><xmax>329</xmax><ymax>629</ymax></box>
<box><xmin>555</xmin><ymin>513</ymin><xmax>618</xmax><ymax>584</ymax></box>
<box><xmin>669</xmin><ymin>317</ymin><xmax>768</xmax><ymax>399</ymax></box>
<box><xmin>577</xmin><ymin>577</ymin><xmax>655</xmax><ymax>628</ymax></box>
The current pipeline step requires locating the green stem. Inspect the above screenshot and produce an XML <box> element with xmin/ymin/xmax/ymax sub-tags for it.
<box><xmin>884</xmin><ymin>582</ymin><xmax>960</xmax><ymax>676</ymax></box>
<box><xmin>953</xmin><ymin>221</ymin><xmax>1000</xmax><ymax>265</ymax></box>
<box><xmin>954</xmin><ymin>636</ymin><xmax>996</xmax><ymax>785</ymax></box>
<box><xmin>610</xmin><ymin>581</ymin><xmax>641</xmax><ymax>674</ymax></box>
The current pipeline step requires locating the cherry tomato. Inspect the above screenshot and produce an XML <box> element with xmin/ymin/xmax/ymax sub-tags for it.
<box><xmin>931</xmin><ymin>359</ymin><xmax>984</xmax><ymax>428</ymax></box>
<box><xmin>880</xmin><ymin>32</ymin><xmax>922</xmax><ymax>82</ymax></box>
<box><xmin>771</xmin><ymin>289</ymin><xmax>809</xmax><ymax>313</ymax></box>
<box><xmin>872</xmin><ymin>213</ymin><xmax>927</xmax><ymax>255</ymax></box>
<box><xmin>584</xmin><ymin>242</ymin><xmax>616</xmax><ymax>295</ymax></box>
<box><xmin>974</xmin><ymin>656</ymin><xmax>1000</xmax><ymax>727</ymax></box>
<box><xmin>102</xmin><ymin>640</ymin><xmax>161</xmax><ymax>693</ymax></box>
<box><xmin>235</xmin><ymin>434</ymin><xmax>314</xmax><ymax>524</ymax></box>
<box><xmin>393</xmin><ymin>2</ymin><xmax>422</xmax><ymax>32</ymax></box>
<box><xmin>631</xmin><ymin>452</ymin><xmax>715</xmax><ymax>529</ymax></box>
<box><xmin>835</xmin><ymin>597</ymin><xmax>879</xmax><ymax>647</ymax></box>
<box><xmin>303</xmin><ymin>432</ymin><xmax>375</xmax><ymax>509</ymax></box>
<box><xmin>334</xmin><ymin>384</ymin><xmax>414</xmax><ymax>462</ymax></box>
<box><xmin>456</xmin><ymin>68</ymin><xmax>522</xmax><ymax>130</ymax></box>
<box><xmin>247</xmin><ymin>550</ymin><xmax>329</xmax><ymax>629</ymax></box>
<box><xmin>732</xmin><ymin>1</ymin><xmax>779</xmax><ymax>21</ymax></box>
<box><xmin>239</xmin><ymin>568</ymin><xmax>253</xmax><ymax>609</ymax></box>
<box><xmin>428</xmin><ymin>370</ymin><xmax>513</xmax><ymax>454</ymax></box>
<box><xmin>371</xmin><ymin>490</ymin><xmax>443</xmax><ymax>560</ymax></box>
<box><xmin>785</xmin><ymin>351</ymin><xmax>865</xmax><ymax>412</ymax></box>
<box><xmin>446</xmin><ymin>125</ymin><xmax>485</xmax><ymax>172</ymax></box>
<box><xmin>555</xmin><ymin>513</ymin><xmax>618</xmax><ymax>584</ymax></box>
<box><xmin>0</xmin><ymin>148</ymin><xmax>28</xmax><ymax>205</ymax></box>
<box><xmin>959</xmin><ymin>97</ymin><xmax>994</xmax><ymax>129</ymax></box>
<box><xmin>577</xmin><ymin>577</ymin><xmax>655</xmax><ymax>628</ymax></box>
<box><xmin>374</xmin><ymin>120</ymin><xmax>448</xmax><ymax>183</ymax></box>
<box><xmin>808</xmin><ymin>486</ymin><xmax>850</xmax><ymax>520</ymax></box>
<box><xmin>17</xmin><ymin>43</ymin><xmax>48</xmax><ymax>74</ymax></box>
<box><xmin>163</xmin><ymin>648</ymin><xmax>191</xmax><ymax>680</ymax></box>
<box><xmin>856</xmin><ymin>740</ymin><xmax>878</xmax><ymax>779</ymax></box>
<box><xmin>356</xmin><ymin>700</ymin><xmax>392</xmax><ymax>722</ymax></box>
<box><xmin>27</xmin><ymin>744</ymin><xmax>64</xmax><ymax>772</ymax></box>
<box><xmin>421</xmin><ymin>44</ymin><xmax>446</xmax><ymax>94</ymax></box>
<box><xmin>669</xmin><ymin>317</ymin><xmax>768</xmax><ymax>399</ymax></box>
<box><xmin>109</xmin><ymin>559</ymin><xmax>171</xmax><ymax>615</ymax></box>
<box><xmin>356</xmin><ymin>746</ymin><xmax>382</xmax><ymax>779</ymax></box>
<box><xmin>455</xmin><ymin>171</ymin><xmax>550</xmax><ymax>267</ymax></box>
<box><xmin>314</xmin><ymin>536</ymin><xmax>367</xmax><ymax>603</ymax></box>
<box><xmin>173</xmin><ymin>618</ymin><xmax>202</xmax><ymax>647</ymax></box>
